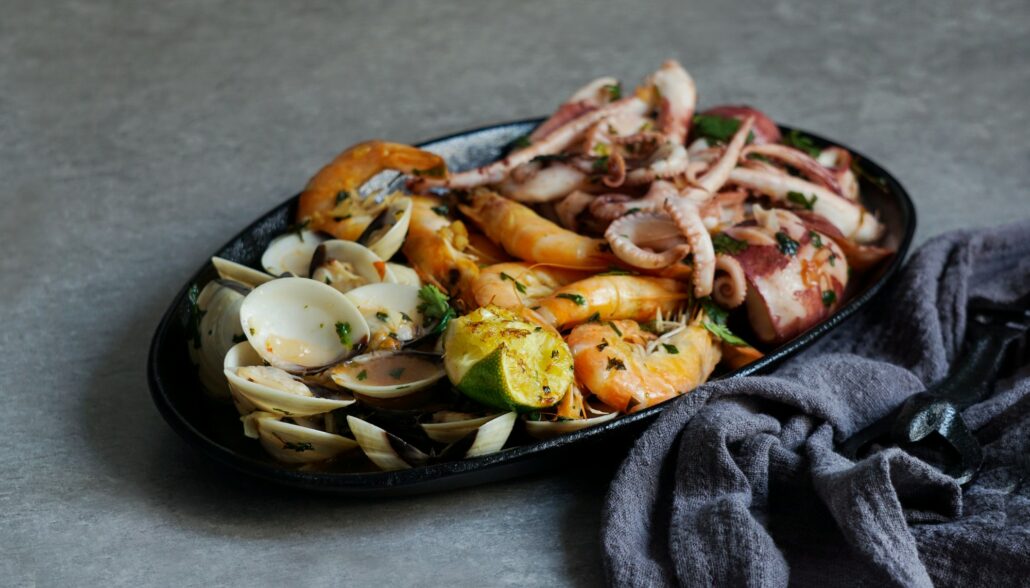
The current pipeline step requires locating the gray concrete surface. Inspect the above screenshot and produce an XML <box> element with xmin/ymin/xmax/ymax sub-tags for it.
<box><xmin>2</xmin><ymin>0</ymin><xmax>1028</xmax><ymax>586</ymax></box>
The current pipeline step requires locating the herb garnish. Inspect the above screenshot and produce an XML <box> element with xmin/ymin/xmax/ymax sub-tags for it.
<box><xmin>282</xmin><ymin>441</ymin><xmax>314</xmax><ymax>452</ymax></box>
<box><xmin>556</xmin><ymin>293</ymin><xmax>586</xmax><ymax>306</ymax></box>
<box><xmin>822</xmin><ymin>290</ymin><xmax>837</xmax><ymax>307</ymax></box>
<box><xmin>787</xmin><ymin>191</ymin><xmax>818</xmax><ymax>211</ymax></box>
<box><xmin>596</xmin><ymin>339</ymin><xmax>609</xmax><ymax>351</ymax></box>
<box><xmin>662</xmin><ymin>343</ymin><xmax>679</xmax><ymax>354</ymax></box>
<box><xmin>375</xmin><ymin>311</ymin><xmax>390</xmax><ymax>322</ymax></box>
<box><xmin>606</xmin><ymin>357</ymin><xmax>627</xmax><ymax>371</ymax></box>
<box><xmin>335</xmin><ymin>191</ymin><xmax>350</xmax><ymax>205</ymax></box>
<box><xmin>512</xmin><ymin>135</ymin><xmax>532</xmax><ymax>149</ymax></box>
<box><xmin>699</xmin><ymin>298</ymin><xmax>748</xmax><ymax>347</ymax></box>
<box><xmin>531</xmin><ymin>153</ymin><xmax>570</xmax><ymax>165</ymax></box>
<box><xmin>781</xmin><ymin>130</ymin><xmax>821</xmax><ymax>157</ymax></box>
<box><xmin>430</xmin><ymin>204</ymin><xmax>449</xmax><ymax>217</ymax></box>
<box><xmin>417</xmin><ymin>284</ymin><xmax>456</xmax><ymax>335</ymax></box>
<box><xmin>808</xmin><ymin>230</ymin><xmax>824</xmax><ymax>248</ymax></box>
<box><xmin>335</xmin><ymin>322</ymin><xmax>352</xmax><ymax>346</ymax></box>
<box><xmin>356</xmin><ymin>369</ymin><xmax>368</xmax><ymax>381</ymax></box>
<box><xmin>412</xmin><ymin>164</ymin><xmax>446</xmax><ymax>178</ymax></box>
<box><xmin>286</xmin><ymin>219</ymin><xmax>310</xmax><ymax>241</ymax></box>
<box><xmin>609</xmin><ymin>322</ymin><xmax>623</xmax><ymax>337</ymax></box>
<box><xmin>551</xmin><ymin>349</ymin><xmax>560</xmax><ymax>359</ymax></box>
<box><xmin>399</xmin><ymin>311</ymin><xmax>412</xmax><ymax>322</ymax></box>
<box><xmin>692</xmin><ymin>114</ymin><xmax>754</xmax><ymax>144</ymax></box>
<box><xmin>186</xmin><ymin>283</ymin><xmax>206</xmax><ymax>349</ymax></box>
<box><xmin>586</xmin><ymin>312</ymin><xmax>601</xmax><ymax>323</ymax></box>
<box><xmin>828</xmin><ymin>253</ymin><xmax>837</xmax><ymax>267</ymax></box>
<box><xmin>712</xmin><ymin>232</ymin><xmax>749</xmax><ymax>255</ymax></box>
<box><xmin>389</xmin><ymin>367</ymin><xmax>405</xmax><ymax>380</ymax></box>
<box><xmin>775</xmin><ymin>232</ymin><xmax>800</xmax><ymax>256</ymax></box>
<box><xmin>604</xmin><ymin>83</ymin><xmax>622</xmax><ymax>100</ymax></box>
<box><xmin>499</xmin><ymin>272</ymin><xmax>527</xmax><ymax>294</ymax></box>
<box><xmin>592</xmin><ymin>155</ymin><xmax>610</xmax><ymax>173</ymax></box>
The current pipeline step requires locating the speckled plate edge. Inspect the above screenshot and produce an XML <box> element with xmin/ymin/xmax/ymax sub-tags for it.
<box><xmin>148</xmin><ymin>118</ymin><xmax>916</xmax><ymax>495</ymax></box>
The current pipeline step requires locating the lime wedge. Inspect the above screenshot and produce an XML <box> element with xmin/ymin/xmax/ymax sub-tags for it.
<box><xmin>443</xmin><ymin>306</ymin><xmax>573</xmax><ymax>411</ymax></box>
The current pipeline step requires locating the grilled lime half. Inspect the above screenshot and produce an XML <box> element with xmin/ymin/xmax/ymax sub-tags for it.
<box><xmin>443</xmin><ymin>306</ymin><xmax>573</xmax><ymax>411</ymax></box>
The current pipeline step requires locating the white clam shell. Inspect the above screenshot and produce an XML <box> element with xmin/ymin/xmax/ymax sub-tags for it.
<box><xmin>311</xmin><ymin>240</ymin><xmax>397</xmax><ymax>293</ymax></box>
<box><xmin>238</xmin><ymin>277</ymin><xmax>370</xmax><ymax>373</ymax></box>
<box><xmin>385</xmin><ymin>263</ymin><xmax>421</xmax><ymax>287</ymax></box>
<box><xmin>223</xmin><ymin>341</ymin><xmax>356</xmax><ymax>416</ymax></box>
<box><xmin>347</xmin><ymin>416</ymin><xmax>428</xmax><ymax>471</ymax></box>
<box><xmin>523</xmin><ymin>410</ymin><xmax>619</xmax><ymax>440</ymax></box>
<box><xmin>362</xmin><ymin>196</ymin><xmax>412</xmax><ymax>260</ymax></box>
<box><xmin>345</xmin><ymin>283</ymin><xmax>426</xmax><ymax>348</ymax></box>
<box><xmin>465</xmin><ymin>412</ymin><xmax>517</xmax><ymax>457</ymax></box>
<box><xmin>211</xmin><ymin>256</ymin><xmax>274</xmax><ymax>288</ymax></box>
<box><xmin>261</xmin><ymin>230</ymin><xmax>326</xmax><ymax>277</ymax></box>
<box><xmin>421</xmin><ymin>412</ymin><xmax>501</xmax><ymax>444</ymax></box>
<box><xmin>242</xmin><ymin>411</ymin><xmax>358</xmax><ymax>464</ymax></box>
<box><xmin>188</xmin><ymin>280</ymin><xmax>247</xmax><ymax>401</ymax></box>
<box><xmin>329</xmin><ymin>351</ymin><xmax>445</xmax><ymax>398</ymax></box>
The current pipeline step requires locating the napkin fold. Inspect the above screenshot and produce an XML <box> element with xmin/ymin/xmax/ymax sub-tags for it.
<box><xmin>602</xmin><ymin>220</ymin><xmax>1030</xmax><ymax>587</ymax></box>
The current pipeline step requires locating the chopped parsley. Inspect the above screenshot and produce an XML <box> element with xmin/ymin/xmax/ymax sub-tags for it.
<box><xmin>606</xmin><ymin>357</ymin><xmax>627</xmax><ymax>371</ymax></box>
<box><xmin>286</xmin><ymin>219</ymin><xmax>310</xmax><ymax>241</ymax></box>
<box><xmin>662</xmin><ymin>343</ymin><xmax>679</xmax><ymax>354</ymax></box>
<box><xmin>556</xmin><ymin>293</ymin><xmax>586</xmax><ymax>306</ymax></box>
<box><xmin>609</xmin><ymin>322</ymin><xmax>623</xmax><ymax>337</ymax></box>
<box><xmin>399</xmin><ymin>311</ymin><xmax>413</xmax><ymax>323</ymax></box>
<box><xmin>586</xmin><ymin>312</ymin><xmax>601</xmax><ymax>323</ymax></box>
<box><xmin>388</xmin><ymin>367</ymin><xmax>405</xmax><ymax>380</ymax></box>
<box><xmin>712</xmin><ymin>232</ymin><xmax>749</xmax><ymax>255</ymax></box>
<box><xmin>512</xmin><ymin>134</ymin><xmax>532</xmax><ymax>149</ymax></box>
<box><xmin>596</xmin><ymin>339</ymin><xmax>609</xmax><ymax>351</ymax></box>
<box><xmin>822</xmin><ymin>290</ymin><xmax>837</xmax><ymax>307</ymax></box>
<box><xmin>335</xmin><ymin>191</ymin><xmax>350</xmax><ymax>205</ymax></box>
<box><xmin>417</xmin><ymin>284</ymin><xmax>456</xmax><ymax>335</ymax></box>
<box><xmin>699</xmin><ymin>298</ymin><xmax>748</xmax><ymax>347</ymax></box>
<box><xmin>499</xmin><ymin>272</ymin><xmax>527</xmax><ymax>294</ymax></box>
<box><xmin>592</xmin><ymin>155</ymin><xmax>610</xmax><ymax>173</ymax></box>
<box><xmin>604</xmin><ymin>83</ymin><xmax>622</xmax><ymax>100</ymax></box>
<box><xmin>808</xmin><ymin>230</ymin><xmax>824</xmax><ymax>248</ymax></box>
<box><xmin>787</xmin><ymin>191</ymin><xmax>818</xmax><ymax>211</ymax></box>
<box><xmin>186</xmin><ymin>283</ymin><xmax>206</xmax><ymax>349</ymax></box>
<box><xmin>375</xmin><ymin>311</ymin><xmax>390</xmax><ymax>322</ymax></box>
<box><xmin>282</xmin><ymin>441</ymin><xmax>314</xmax><ymax>452</ymax></box>
<box><xmin>430</xmin><ymin>204</ymin><xmax>449</xmax><ymax>217</ymax></box>
<box><xmin>781</xmin><ymin>129</ymin><xmax>821</xmax><ymax>157</ymax></box>
<box><xmin>775</xmin><ymin>232</ymin><xmax>800</xmax><ymax>256</ymax></box>
<box><xmin>550</xmin><ymin>349</ymin><xmax>560</xmax><ymax>359</ymax></box>
<box><xmin>531</xmin><ymin>153</ymin><xmax>570</xmax><ymax>165</ymax></box>
<box><xmin>356</xmin><ymin>369</ymin><xmax>368</xmax><ymax>381</ymax></box>
<box><xmin>692</xmin><ymin>114</ymin><xmax>754</xmax><ymax>144</ymax></box>
<box><xmin>335</xmin><ymin>322</ymin><xmax>352</xmax><ymax>346</ymax></box>
<box><xmin>828</xmin><ymin>253</ymin><xmax>837</xmax><ymax>267</ymax></box>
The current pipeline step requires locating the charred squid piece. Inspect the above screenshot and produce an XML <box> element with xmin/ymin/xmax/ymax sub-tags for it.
<box><xmin>719</xmin><ymin>209</ymin><xmax>849</xmax><ymax>345</ymax></box>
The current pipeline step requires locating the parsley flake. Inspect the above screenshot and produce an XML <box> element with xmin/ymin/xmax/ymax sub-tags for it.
<box><xmin>712</xmin><ymin>232</ymin><xmax>749</xmax><ymax>255</ymax></box>
<box><xmin>775</xmin><ymin>232</ymin><xmax>800</xmax><ymax>256</ymax></box>
<box><xmin>822</xmin><ymin>290</ymin><xmax>837</xmax><ymax>307</ymax></box>
<box><xmin>787</xmin><ymin>191</ymin><xmax>818</xmax><ymax>211</ymax></box>
<box><xmin>606</xmin><ymin>357</ymin><xmax>627</xmax><ymax>371</ymax></box>
<box><xmin>662</xmin><ymin>343</ymin><xmax>679</xmax><ymax>354</ymax></box>
<box><xmin>556</xmin><ymin>293</ymin><xmax>586</xmax><ymax>306</ymax></box>
<box><xmin>334</xmin><ymin>321</ymin><xmax>352</xmax><ymax>346</ymax></box>
<box><xmin>500</xmin><ymin>272</ymin><xmax>527</xmax><ymax>294</ymax></box>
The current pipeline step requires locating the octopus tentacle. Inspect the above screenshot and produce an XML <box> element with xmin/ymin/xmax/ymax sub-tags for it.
<box><xmin>590</xmin><ymin>179</ymin><xmax>679</xmax><ymax>221</ymax></box>
<box><xmin>694</xmin><ymin>116</ymin><xmax>754</xmax><ymax>194</ymax></box>
<box><xmin>495</xmin><ymin>161</ymin><xmax>587</xmax><ymax>203</ymax></box>
<box><xmin>555</xmin><ymin>190</ymin><xmax>596</xmax><ymax>231</ymax></box>
<box><xmin>743</xmin><ymin>143</ymin><xmax>843</xmax><ymax>196</ymax></box>
<box><xmin>651</xmin><ymin>60</ymin><xmax>697</xmax><ymax>145</ymax></box>
<box><xmin>623</xmin><ymin>143</ymin><xmax>690</xmax><ymax>185</ymax></box>
<box><xmin>530</xmin><ymin>76</ymin><xmax>618</xmax><ymax>141</ymax></box>
<box><xmin>664</xmin><ymin>197</ymin><xmax>716</xmax><ymax>297</ymax></box>
<box><xmin>605</xmin><ymin>211</ymin><xmax>690</xmax><ymax>269</ymax></box>
<box><xmin>817</xmin><ymin>147</ymin><xmax>858</xmax><ymax>201</ymax></box>
<box><xmin>712</xmin><ymin>253</ymin><xmax>746</xmax><ymax>308</ymax></box>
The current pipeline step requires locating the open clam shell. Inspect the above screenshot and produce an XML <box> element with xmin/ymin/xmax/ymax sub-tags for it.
<box><xmin>346</xmin><ymin>416</ymin><xmax>429</xmax><ymax>471</ymax></box>
<box><xmin>238</xmin><ymin>277</ymin><xmax>370</xmax><ymax>373</ymax></box>
<box><xmin>385</xmin><ymin>263</ymin><xmax>421</xmax><ymax>287</ymax></box>
<box><xmin>329</xmin><ymin>350</ymin><xmax>446</xmax><ymax>398</ymax></box>
<box><xmin>242</xmin><ymin>411</ymin><xmax>359</xmax><ymax>464</ymax></box>
<box><xmin>345</xmin><ymin>283</ymin><xmax>426</xmax><ymax>349</ymax></box>
<box><xmin>310</xmin><ymin>240</ymin><xmax>397</xmax><ymax>293</ymax></box>
<box><xmin>461</xmin><ymin>412</ymin><xmax>517</xmax><ymax>457</ymax></box>
<box><xmin>261</xmin><ymin>229</ymin><xmax>326</xmax><ymax>277</ymax></box>
<box><xmin>357</xmin><ymin>196</ymin><xmax>412</xmax><ymax>260</ymax></box>
<box><xmin>188</xmin><ymin>280</ymin><xmax>248</xmax><ymax>401</ymax></box>
<box><xmin>523</xmin><ymin>406</ymin><xmax>619</xmax><ymax>440</ymax></box>
<box><xmin>223</xmin><ymin>341</ymin><xmax>356</xmax><ymax>416</ymax></box>
<box><xmin>211</xmin><ymin>257</ymin><xmax>274</xmax><ymax>288</ymax></box>
<box><xmin>420</xmin><ymin>411</ymin><xmax>502</xmax><ymax>444</ymax></box>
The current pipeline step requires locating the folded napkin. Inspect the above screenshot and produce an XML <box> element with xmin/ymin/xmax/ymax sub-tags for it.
<box><xmin>602</xmin><ymin>220</ymin><xmax>1030</xmax><ymax>587</ymax></box>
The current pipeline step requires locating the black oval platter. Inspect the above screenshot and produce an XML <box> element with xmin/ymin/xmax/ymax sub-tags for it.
<box><xmin>148</xmin><ymin>118</ymin><xmax>916</xmax><ymax>496</ymax></box>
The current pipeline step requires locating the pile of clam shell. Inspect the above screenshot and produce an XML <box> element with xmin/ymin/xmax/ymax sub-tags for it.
<box><xmin>188</xmin><ymin>196</ymin><xmax>590</xmax><ymax>471</ymax></box>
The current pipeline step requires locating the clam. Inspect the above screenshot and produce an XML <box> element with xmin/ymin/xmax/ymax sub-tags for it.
<box><xmin>261</xmin><ymin>229</ymin><xmax>326</xmax><ymax>277</ymax></box>
<box><xmin>211</xmin><ymin>256</ymin><xmax>274</xmax><ymax>288</ymax></box>
<box><xmin>357</xmin><ymin>196</ymin><xmax>413</xmax><ymax>260</ymax></box>
<box><xmin>438</xmin><ymin>412</ymin><xmax>517</xmax><ymax>458</ymax></box>
<box><xmin>523</xmin><ymin>404</ymin><xmax>619</xmax><ymax>440</ymax></box>
<box><xmin>187</xmin><ymin>280</ymin><xmax>249</xmax><ymax>401</ymax></box>
<box><xmin>329</xmin><ymin>350</ymin><xmax>446</xmax><ymax>399</ymax></box>
<box><xmin>223</xmin><ymin>341</ymin><xmax>356</xmax><ymax>416</ymax></box>
<box><xmin>309</xmin><ymin>240</ymin><xmax>397</xmax><ymax>293</ymax></box>
<box><xmin>386</xmin><ymin>263</ymin><xmax>421</xmax><ymax>287</ymax></box>
<box><xmin>242</xmin><ymin>411</ymin><xmax>358</xmax><ymax>464</ymax></box>
<box><xmin>346</xmin><ymin>415</ymin><xmax>429</xmax><ymax>471</ymax></box>
<box><xmin>238</xmin><ymin>277</ymin><xmax>370</xmax><ymax>373</ymax></box>
<box><xmin>345</xmin><ymin>283</ymin><xmax>428</xmax><ymax>349</ymax></box>
<box><xmin>420</xmin><ymin>411</ymin><xmax>501</xmax><ymax>444</ymax></box>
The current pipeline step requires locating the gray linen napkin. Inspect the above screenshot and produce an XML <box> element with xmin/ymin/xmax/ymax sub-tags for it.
<box><xmin>602</xmin><ymin>220</ymin><xmax>1030</xmax><ymax>587</ymax></box>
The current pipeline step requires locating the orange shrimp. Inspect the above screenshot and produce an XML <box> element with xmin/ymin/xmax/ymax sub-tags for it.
<box><xmin>402</xmin><ymin>195</ymin><xmax>480</xmax><ymax>308</ymax></box>
<box><xmin>458</xmin><ymin>189</ymin><xmax>616</xmax><ymax>270</ymax></box>
<box><xmin>297</xmin><ymin>141</ymin><xmax>447</xmax><ymax>239</ymax></box>
<box><xmin>534</xmin><ymin>275</ymin><xmax>690</xmax><ymax>330</ymax></box>
<box><xmin>471</xmin><ymin>262</ymin><xmax>590</xmax><ymax>309</ymax></box>
<box><xmin>566</xmin><ymin>318</ymin><xmax>720</xmax><ymax>412</ymax></box>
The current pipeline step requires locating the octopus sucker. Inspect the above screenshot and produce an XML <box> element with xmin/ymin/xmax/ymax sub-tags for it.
<box><xmin>664</xmin><ymin>197</ymin><xmax>716</xmax><ymax>297</ymax></box>
<box><xmin>605</xmin><ymin>211</ymin><xmax>690</xmax><ymax>269</ymax></box>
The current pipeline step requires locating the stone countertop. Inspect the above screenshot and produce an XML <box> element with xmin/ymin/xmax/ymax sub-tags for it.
<box><xmin>2</xmin><ymin>0</ymin><xmax>1027</xmax><ymax>585</ymax></box>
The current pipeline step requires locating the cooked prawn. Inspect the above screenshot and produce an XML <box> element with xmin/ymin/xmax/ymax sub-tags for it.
<box><xmin>472</xmin><ymin>262</ymin><xmax>590</xmax><ymax>309</ymax></box>
<box><xmin>459</xmin><ymin>189</ymin><xmax>616</xmax><ymax>270</ymax></box>
<box><xmin>534</xmin><ymin>275</ymin><xmax>690</xmax><ymax>330</ymax></box>
<box><xmin>566</xmin><ymin>317</ymin><xmax>720</xmax><ymax>412</ymax></box>
<box><xmin>297</xmin><ymin>141</ymin><xmax>447</xmax><ymax>239</ymax></box>
<box><xmin>402</xmin><ymin>195</ymin><xmax>480</xmax><ymax>308</ymax></box>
